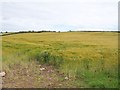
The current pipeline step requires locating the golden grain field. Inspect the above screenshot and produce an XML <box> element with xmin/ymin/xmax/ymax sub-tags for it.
<box><xmin>2</xmin><ymin>32</ymin><xmax>118</xmax><ymax>88</ymax></box>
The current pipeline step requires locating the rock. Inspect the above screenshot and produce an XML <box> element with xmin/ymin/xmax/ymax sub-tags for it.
<box><xmin>59</xmin><ymin>84</ymin><xmax>62</xmax><ymax>86</ymax></box>
<box><xmin>0</xmin><ymin>72</ymin><xmax>6</xmax><ymax>77</ymax></box>
<box><xmin>40</xmin><ymin>67</ymin><xmax>45</xmax><ymax>71</ymax></box>
<box><xmin>49</xmin><ymin>77</ymin><xmax>52</xmax><ymax>80</ymax></box>
<box><xmin>47</xmin><ymin>70</ymin><xmax>50</xmax><ymax>73</ymax></box>
<box><xmin>65</xmin><ymin>76</ymin><xmax>68</xmax><ymax>80</ymax></box>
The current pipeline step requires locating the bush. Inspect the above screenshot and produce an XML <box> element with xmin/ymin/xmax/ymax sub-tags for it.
<box><xmin>29</xmin><ymin>50</ymin><xmax>64</xmax><ymax>68</ymax></box>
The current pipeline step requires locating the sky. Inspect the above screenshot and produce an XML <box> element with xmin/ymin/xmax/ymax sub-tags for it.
<box><xmin>0</xmin><ymin>0</ymin><xmax>119</xmax><ymax>32</ymax></box>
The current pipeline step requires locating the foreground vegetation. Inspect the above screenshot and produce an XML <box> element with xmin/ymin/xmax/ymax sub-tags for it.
<box><xmin>2</xmin><ymin>32</ymin><xmax>118</xmax><ymax>88</ymax></box>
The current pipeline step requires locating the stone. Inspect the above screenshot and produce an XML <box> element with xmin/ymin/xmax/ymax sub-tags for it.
<box><xmin>40</xmin><ymin>67</ymin><xmax>45</xmax><ymax>71</ymax></box>
<box><xmin>65</xmin><ymin>76</ymin><xmax>68</xmax><ymax>80</ymax></box>
<box><xmin>0</xmin><ymin>72</ymin><xmax>6</xmax><ymax>77</ymax></box>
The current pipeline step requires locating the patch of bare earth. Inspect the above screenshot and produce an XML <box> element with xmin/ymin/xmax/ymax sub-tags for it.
<box><xmin>37</xmin><ymin>64</ymin><xmax>74</xmax><ymax>88</ymax></box>
<box><xmin>2</xmin><ymin>62</ymin><xmax>39</xmax><ymax>88</ymax></box>
<box><xmin>2</xmin><ymin>63</ymin><xmax>86</xmax><ymax>88</ymax></box>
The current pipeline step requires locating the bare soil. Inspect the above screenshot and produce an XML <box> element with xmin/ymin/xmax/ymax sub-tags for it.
<box><xmin>2</xmin><ymin>64</ymin><xmax>86</xmax><ymax>88</ymax></box>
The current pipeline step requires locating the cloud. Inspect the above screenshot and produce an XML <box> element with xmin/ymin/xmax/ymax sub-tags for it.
<box><xmin>1</xmin><ymin>1</ymin><xmax>118</xmax><ymax>32</ymax></box>
<box><xmin>0</xmin><ymin>0</ymin><xmax>119</xmax><ymax>3</ymax></box>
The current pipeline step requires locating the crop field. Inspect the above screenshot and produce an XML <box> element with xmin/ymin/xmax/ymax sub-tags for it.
<box><xmin>1</xmin><ymin>32</ymin><xmax>119</xmax><ymax>88</ymax></box>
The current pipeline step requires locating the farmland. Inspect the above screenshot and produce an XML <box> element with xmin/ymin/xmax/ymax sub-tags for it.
<box><xmin>2</xmin><ymin>32</ymin><xmax>118</xmax><ymax>88</ymax></box>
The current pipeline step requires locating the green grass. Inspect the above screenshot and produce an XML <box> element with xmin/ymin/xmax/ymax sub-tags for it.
<box><xmin>2</xmin><ymin>32</ymin><xmax>118</xmax><ymax>88</ymax></box>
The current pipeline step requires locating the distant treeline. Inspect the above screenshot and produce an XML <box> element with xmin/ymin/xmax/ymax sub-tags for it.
<box><xmin>1</xmin><ymin>30</ymin><xmax>120</xmax><ymax>36</ymax></box>
<box><xmin>19</xmin><ymin>30</ymin><xmax>56</xmax><ymax>33</ymax></box>
<box><xmin>68</xmin><ymin>30</ymin><xmax>120</xmax><ymax>33</ymax></box>
<box><xmin>0</xmin><ymin>30</ymin><xmax>57</xmax><ymax>36</ymax></box>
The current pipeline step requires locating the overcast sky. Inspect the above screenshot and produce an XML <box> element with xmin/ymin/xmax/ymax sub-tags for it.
<box><xmin>0</xmin><ymin>0</ymin><xmax>119</xmax><ymax>32</ymax></box>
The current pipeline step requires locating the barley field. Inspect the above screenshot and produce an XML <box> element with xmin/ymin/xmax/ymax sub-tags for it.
<box><xmin>2</xmin><ymin>32</ymin><xmax>118</xmax><ymax>88</ymax></box>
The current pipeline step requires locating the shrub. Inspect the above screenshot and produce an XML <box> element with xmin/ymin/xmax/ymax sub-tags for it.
<box><xmin>29</xmin><ymin>50</ymin><xmax>64</xmax><ymax>68</ymax></box>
